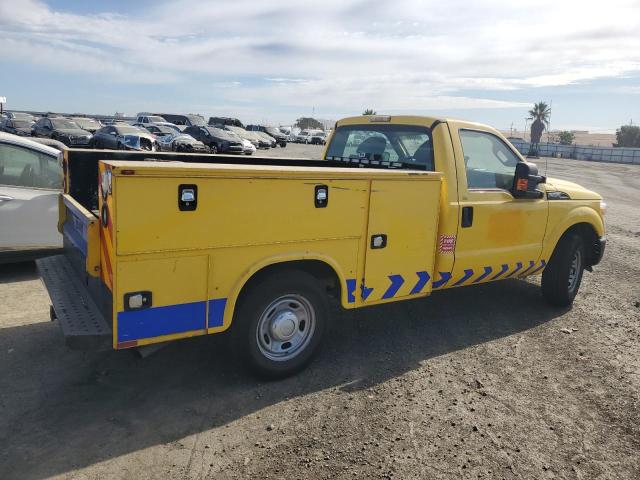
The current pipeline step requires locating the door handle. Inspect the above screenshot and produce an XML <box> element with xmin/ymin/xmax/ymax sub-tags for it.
<box><xmin>461</xmin><ymin>206</ymin><xmax>473</xmax><ymax>228</ymax></box>
<box><xmin>0</xmin><ymin>195</ymin><xmax>14</xmax><ymax>202</ymax></box>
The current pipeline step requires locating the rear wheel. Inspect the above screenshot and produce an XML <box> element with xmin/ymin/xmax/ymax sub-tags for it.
<box><xmin>233</xmin><ymin>270</ymin><xmax>328</xmax><ymax>378</ymax></box>
<box><xmin>541</xmin><ymin>234</ymin><xmax>585</xmax><ymax>307</ymax></box>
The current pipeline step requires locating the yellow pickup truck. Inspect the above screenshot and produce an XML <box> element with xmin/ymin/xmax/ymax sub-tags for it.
<box><xmin>37</xmin><ymin>115</ymin><xmax>605</xmax><ymax>377</ymax></box>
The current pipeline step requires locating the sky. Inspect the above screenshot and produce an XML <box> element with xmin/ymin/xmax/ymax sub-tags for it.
<box><xmin>0</xmin><ymin>0</ymin><xmax>639</xmax><ymax>132</ymax></box>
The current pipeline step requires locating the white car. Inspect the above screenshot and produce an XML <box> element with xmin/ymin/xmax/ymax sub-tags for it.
<box><xmin>0</xmin><ymin>132</ymin><xmax>62</xmax><ymax>262</ymax></box>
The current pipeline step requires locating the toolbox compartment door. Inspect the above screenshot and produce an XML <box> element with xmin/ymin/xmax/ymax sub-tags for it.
<box><xmin>61</xmin><ymin>194</ymin><xmax>100</xmax><ymax>277</ymax></box>
<box><xmin>115</xmin><ymin>255</ymin><xmax>209</xmax><ymax>346</ymax></box>
<box><xmin>361</xmin><ymin>179</ymin><xmax>441</xmax><ymax>304</ymax></box>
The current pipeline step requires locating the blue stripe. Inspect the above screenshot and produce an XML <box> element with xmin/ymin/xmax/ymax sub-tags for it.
<box><xmin>490</xmin><ymin>264</ymin><xmax>509</xmax><ymax>280</ymax></box>
<box><xmin>117</xmin><ymin>301</ymin><xmax>206</xmax><ymax>342</ymax></box>
<box><xmin>506</xmin><ymin>262</ymin><xmax>523</xmax><ymax>278</ymax></box>
<box><xmin>360</xmin><ymin>282</ymin><xmax>374</xmax><ymax>301</ymax></box>
<box><xmin>519</xmin><ymin>260</ymin><xmax>536</xmax><ymax>276</ymax></box>
<box><xmin>63</xmin><ymin>222</ymin><xmax>87</xmax><ymax>256</ymax></box>
<box><xmin>528</xmin><ymin>260</ymin><xmax>547</xmax><ymax>275</ymax></box>
<box><xmin>382</xmin><ymin>274</ymin><xmax>405</xmax><ymax>299</ymax></box>
<box><xmin>453</xmin><ymin>269</ymin><xmax>474</xmax><ymax>286</ymax></box>
<box><xmin>472</xmin><ymin>266</ymin><xmax>493</xmax><ymax>283</ymax></box>
<box><xmin>410</xmin><ymin>271</ymin><xmax>430</xmax><ymax>294</ymax></box>
<box><xmin>432</xmin><ymin>272</ymin><xmax>452</xmax><ymax>289</ymax></box>
<box><xmin>208</xmin><ymin>298</ymin><xmax>227</xmax><ymax>328</ymax></box>
<box><xmin>346</xmin><ymin>279</ymin><xmax>356</xmax><ymax>303</ymax></box>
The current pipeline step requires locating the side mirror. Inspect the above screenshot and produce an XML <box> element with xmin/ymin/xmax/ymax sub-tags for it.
<box><xmin>512</xmin><ymin>162</ymin><xmax>545</xmax><ymax>199</ymax></box>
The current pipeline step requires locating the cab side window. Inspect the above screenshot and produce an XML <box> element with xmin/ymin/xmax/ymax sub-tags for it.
<box><xmin>0</xmin><ymin>144</ymin><xmax>61</xmax><ymax>189</ymax></box>
<box><xmin>459</xmin><ymin>130</ymin><xmax>519</xmax><ymax>190</ymax></box>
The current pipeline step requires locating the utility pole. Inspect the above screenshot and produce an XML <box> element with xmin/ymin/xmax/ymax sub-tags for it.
<box><xmin>547</xmin><ymin>99</ymin><xmax>553</xmax><ymax>143</ymax></box>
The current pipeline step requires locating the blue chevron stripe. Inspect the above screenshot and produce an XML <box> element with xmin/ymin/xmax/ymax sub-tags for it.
<box><xmin>519</xmin><ymin>260</ymin><xmax>536</xmax><ymax>276</ymax></box>
<box><xmin>361</xmin><ymin>282</ymin><xmax>374</xmax><ymax>300</ymax></box>
<box><xmin>432</xmin><ymin>272</ymin><xmax>452</xmax><ymax>289</ymax></box>
<box><xmin>346</xmin><ymin>279</ymin><xmax>356</xmax><ymax>303</ymax></box>
<box><xmin>453</xmin><ymin>269</ymin><xmax>474</xmax><ymax>286</ymax></box>
<box><xmin>528</xmin><ymin>260</ymin><xmax>547</xmax><ymax>275</ymax></box>
<box><xmin>410</xmin><ymin>271</ymin><xmax>430</xmax><ymax>294</ymax></box>
<box><xmin>506</xmin><ymin>262</ymin><xmax>523</xmax><ymax>278</ymax></box>
<box><xmin>382</xmin><ymin>274</ymin><xmax>405</xmax><ymax>299</ymax></box>
<box><xmin>490</xmin><ymin>264</ymin><xmax>509</xmax><ymax>280</ymax></box>
<box><xmin>473</xmin><ymin>266</ymin><xmax>493</xmax><ymax>283</ymax></box>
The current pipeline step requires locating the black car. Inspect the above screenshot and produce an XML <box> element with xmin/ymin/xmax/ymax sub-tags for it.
<box><xmin>246</xmin><ymin>124</ymin><xmax>288</xmax><ymax>147</ymax></box>
<box><xmin>91</xmin><ymin>124</ymin><xmax>158</xmax><ymax>151</ymax></box>
<box><xmin>31</xmin><ymin>117</ymin><xmax>92</xmax><ymax>147</ymax></box>
<box><xmin>70</xmin><ymin>117</ymin><xmax>102</xmax><ymax>133</ymax></box>
<box><xmin>183</xmin><ymin>126</ymin><xmax>244</xmax><ymax>154</ymax></box>
<box><xmin>0</xmin><ymin>118</ymin><xmax>33</xmax><ymax>136</ymax></box>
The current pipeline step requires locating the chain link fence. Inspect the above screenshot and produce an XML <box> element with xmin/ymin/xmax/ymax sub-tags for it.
<box><xmin>507</xmin><ymin>139</ymin><xmax>640</xmax><ymax>165</ymax></box>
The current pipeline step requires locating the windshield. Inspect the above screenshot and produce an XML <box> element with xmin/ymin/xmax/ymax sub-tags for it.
<box><xmin>226</xmin><ymin>126</ymin><xmax>246</xmax><ymax>135</ymax></box>
<box><xmin>325</xmin><ymin>124</ymin><xmax>434</xmax><ymax>170</ymax></box>
<box><xmin>12</xmin><ymin>120</ymin><xmax>31</xmax><ymax>128</ymax></box>
<box><xmin>187</xmin><ymin>115</ymin><xmax>206</xmax><ymax>126</ymax></box>
<box><xmin>148</xmin><ymin>116</ymin><xmax>166</xmax><ymax>123</ymax></box>
<box><xmin>51</xmin><ymin>118</ymin><xmax>80</xmax><ymax>129</ymax></box>
<box><xmin>266</xmin><ymin>127</ymin><xmax>281</xmax><ymax>135</ymax></box>
<box><xmin>73</xmin><ymin>118</ymin><xmax>99</xmax><ymax>128</ymax></box>
<box><xmin>116</xmin><ymin>126</ymin><xmax>144</xmax><ymax>134</ymax></box>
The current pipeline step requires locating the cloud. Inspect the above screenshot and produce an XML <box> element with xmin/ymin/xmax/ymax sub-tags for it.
<box><xmin>0</xmin><ymin>0</ymin><xmax>639</xmax><ymax>116</ymax></box>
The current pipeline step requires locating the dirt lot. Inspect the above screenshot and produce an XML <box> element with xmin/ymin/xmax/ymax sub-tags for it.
<box><xmin>1</xmin><ymin>145</ymin><xmax>638</xmax><ymax>480</ymax></box>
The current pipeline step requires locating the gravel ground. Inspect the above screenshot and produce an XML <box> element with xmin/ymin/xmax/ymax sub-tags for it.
<box><xmin>0</xmin><ymin>145</ymin><xmax>638</xmax><ymax>480</ymax></box>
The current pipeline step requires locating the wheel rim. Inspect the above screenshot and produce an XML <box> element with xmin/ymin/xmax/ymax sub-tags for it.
<box><xmin>256</xmin><ymin>294</ymin><xmax>316</xmax><ymax>362</ymax></box>
<box><xmin>567</xmin><ymin>249</ymin><xmax>582</xmax><ymax>292</ymax></box>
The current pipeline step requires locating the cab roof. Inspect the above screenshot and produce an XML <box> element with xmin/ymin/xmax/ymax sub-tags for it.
<box><xmin>336</xmin><ymin>115</ymin><xmax>495</xmax><ymax>131</ymax></box>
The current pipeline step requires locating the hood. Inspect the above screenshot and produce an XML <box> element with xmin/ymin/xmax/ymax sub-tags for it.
<box><xmin>57</xmin><ymin>128</ymin><xmax>91</xmax><ymax>136</ymax></box>
<box><xmin>544</xmin><ymin>177</ymin><xmax>601</xmax><ymax>200</ymax></box>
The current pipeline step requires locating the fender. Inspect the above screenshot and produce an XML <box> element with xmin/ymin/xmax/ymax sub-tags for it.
<box><xmin>542</xmin><ymin>205</ymin><xmax>604</xmax><ymax>261</ymax></box>
<box><xmin>212</xmin><ymin>252</ymin><xmax>350</xmax><ymax>333</ymax></box>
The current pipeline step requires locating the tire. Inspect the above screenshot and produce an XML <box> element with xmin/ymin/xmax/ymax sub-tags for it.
<box><xmin>117</xmin><ymin>142</ymin><xmax>124</xmax><ymax>150</ymax></box>
<box><xmin>233</xmin><ymin>270</ymin><xmax>328</xmax><ymax>378</ymax></box>
<box><xmin>210</xmin><ymin>145</ymin><xmax>218</xmax><ymax>154</ymax></box>
<box><xmin>541</xmin><ymin>234</ymin><xmax>585</xmax><ymax>307</ymax></box>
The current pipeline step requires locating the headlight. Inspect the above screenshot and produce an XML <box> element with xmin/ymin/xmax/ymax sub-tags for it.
<box><xmin>600</xmin><ymin>200</ymin><xmax>607</xmax><ymax>216</ymax></box>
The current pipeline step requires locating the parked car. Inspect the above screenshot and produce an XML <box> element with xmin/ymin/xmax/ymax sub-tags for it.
<box><xmin>0</xmin><ymin>118</ymin><xmax>33</xmax><ymax>136</ymax></box>
<box><xmin>5</xmin><ymin>112</ymin><xmax>35</xmax><ymax>123</ymax></box>
<box><xmin>251</xmin><ymin>130</ymin><xmax>276</xmax><ymax>148</ymax></box>
<box><xmin>143</xmin><ymin>124</ymin><xmax>181</xmax><ymax>138</ymax></box>
<box><xmin>31</xmin><ymin>117</ymin><xmax>92</xmax><ymax>147</ymax></box>
<box><xmin>294</xmin><ymin>129</ymin><xmax>312</xmax><ymax>143</ymax></box>
<box><xmin>157</xmin><ymin>133</ymin><xmax>210</xmax><ymax>153</ymax></box>
<box><xmin>156</xmin><ymin>113</ymin><xmax>207</xmax><ymax>128</ymax></box>
<box><xmin>69</xmin><ymin>117</ymin><xmax>102</xmax><ymax>133</ymax></box>
<box><xmin>246</xmin><ymin>125</ymin><xmax>288</xmax><ymax>147</ymax></box>
<box><xmin>223</xmin><ymin>125</ymin><xmax>270</xmax><ymax>149</ymax></box>
<box><xmin>135</xmin><ymin>113</ymin><xmax>178</xmax><ymax>129</ymax></box>
<box><xmin>0</xmin><ymin>132</ymin><xmax>62</xmax><ymax>262</ymax></box>
<box><xmin>208</xmin><ymin>117</ymin><xmax>244</xmax><ymax>128</ymax></box>
<box><xmin>239</xmin><ymin>137</ymin><xmax>256</xmax><ymax>155</ymax></box>
<box><xmin>183</xmin><ymin>125</ymin><xmax>244</xmax><ymax>154</ymax></box>
<box><xmin>310</xmin><ymin>131</ymin><xmax>327</xmax><ymax>145</ymax></box>
<box><xmin>90</xmin><ymin>124</ymin><xmax>158</xmax><ymax>151</ymax></box>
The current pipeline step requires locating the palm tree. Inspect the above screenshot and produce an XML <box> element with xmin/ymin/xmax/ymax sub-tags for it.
<box><xmin>528</xmin><ymin>101</ymin><xmax>551</xmax><ymax>156</ymax></box>
<box><xmin>362</xmin><ymin>109</ymin><xmax>377</xmax><ymax>115</ymax></box>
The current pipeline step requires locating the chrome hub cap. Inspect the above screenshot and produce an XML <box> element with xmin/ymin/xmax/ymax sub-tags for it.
<box><xmin>568</xmin><ymin>249</ymin><xmax>582</xmax><ymax>292</ymax></box>
<box><xmin>256</xmin><ymin>295</ymin><xmax>315</xmax><ymax>362</ymax></box>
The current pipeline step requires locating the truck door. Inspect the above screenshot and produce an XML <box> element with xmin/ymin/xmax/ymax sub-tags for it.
<box><xmin>449</xmin><ymin>126</ymin><xmax>548</xmax><ymax>286</ymax></box>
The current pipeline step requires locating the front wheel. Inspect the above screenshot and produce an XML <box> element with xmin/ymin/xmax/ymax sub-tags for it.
<box><xmin>233</xmin><ymin>270</ymin><xmax>328</xmax><ymax>378</ymax></box>
<box><xmin>541</xmin><ymin>234</ymin><xmax>585</xmax><ymax>307</ymax></box>
<box><xmin>210</xmin><ymin>145</ymin><xmax>218</xmax><ymax>154</ymax></box>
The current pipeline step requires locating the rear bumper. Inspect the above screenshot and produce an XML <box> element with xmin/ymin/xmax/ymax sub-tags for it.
<box><xmin>36</xmin><ymin>254</ymin><xmax>112</xmax><ymax>350</ymax></box>
<box><xmin>591</xmin><ymin>236</ymin><xmax>606</xmax><ymax>266</ymax></box>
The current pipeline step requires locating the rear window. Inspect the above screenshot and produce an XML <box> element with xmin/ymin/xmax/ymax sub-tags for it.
<box><xmin>326</xmin><ymin>124</ymin><xmax>434</xmax><ymax>170</ymax></box>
